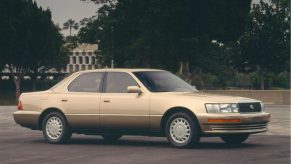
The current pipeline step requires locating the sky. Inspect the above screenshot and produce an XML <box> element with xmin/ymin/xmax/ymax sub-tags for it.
<box><xmin>34</xmin><ymin>0</ymin><xmax>100</xmax><ymax>36</ymax></box>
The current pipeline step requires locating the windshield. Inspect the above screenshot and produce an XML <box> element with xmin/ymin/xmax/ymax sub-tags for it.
<box><xmin>133</xmin><ymin>71</ymin><xmax>197</xmax><ymax>92</ymax></box>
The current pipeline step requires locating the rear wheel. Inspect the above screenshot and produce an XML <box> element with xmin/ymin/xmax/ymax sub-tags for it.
<box><xmin>102</xmin><ymin>134</ymin><xmax>122</xmax><ymax>141</ymax></box>
<box><xmin>165</xmin><ymin>112</ymin><xmax>200</xmax><ymax>148</ymax></box>
<box><xmin>220</xmin><ymin>134</ymin><xmax>249</xmax><ymax>144</ymax></box>
<box><xmin>42</xmin><ymin>112</ymin><xmax>72</xmax><ymax>144</ymax></box>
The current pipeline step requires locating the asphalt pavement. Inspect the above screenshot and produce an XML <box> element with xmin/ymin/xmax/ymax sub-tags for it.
<box><xmin>0</xmin><ymin>105</ymin><xmax>290</xmax><ymax>164</ymax></box>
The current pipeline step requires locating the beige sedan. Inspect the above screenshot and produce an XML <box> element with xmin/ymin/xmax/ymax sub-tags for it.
<box><xmin>14</xmin><ymin>69</ymin><xmax>270</xmax><ymax>148</ymax></box>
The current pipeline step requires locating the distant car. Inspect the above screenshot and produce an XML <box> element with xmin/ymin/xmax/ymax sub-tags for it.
<box><xmin>14</xmin><ymin>69</ymin><xmax>270</xmax><ymax>148</ymax></box>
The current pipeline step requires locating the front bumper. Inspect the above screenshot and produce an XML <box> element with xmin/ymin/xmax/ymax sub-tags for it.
<box><xmin>197</xmin><ymin>112</ymin><xmax>270</xmax><ymax>135</ymax></box>
<box><xmin>13</xmin><ymin>111</ymin><xmax>41</xmax><ymax>130</ymax></box>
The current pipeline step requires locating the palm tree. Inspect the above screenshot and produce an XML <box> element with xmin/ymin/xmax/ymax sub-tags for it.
<box><xmin>63</xmin><ymin>19</ymin><xmax>79</xmax><ymax>36</ymax></box>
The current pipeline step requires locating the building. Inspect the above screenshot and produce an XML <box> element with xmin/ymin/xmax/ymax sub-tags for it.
<box><xmin>1</xmin><ymin>43</ymin><xmax>101</xmax><ymax>80</ymax></box>
<box><xmin>65</xmin><ymin>43</ymin><xmax>101</xmax><ymax>73</ymax></box>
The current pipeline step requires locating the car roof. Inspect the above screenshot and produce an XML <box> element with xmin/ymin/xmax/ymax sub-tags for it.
<box><xmin>51</xmin><ymin>68</ymin><xmax>165</xmax><ymax>92</ymax></box>
<box><xmin>77</xmin><ymin>68</ymin><xmax>165</xmax><ymax>73</ymax></box>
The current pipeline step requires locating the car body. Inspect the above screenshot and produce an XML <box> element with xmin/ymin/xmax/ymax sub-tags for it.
<box><xmin>14</xmin><ymin>69</ymin><xmax>270</xmax><ymax>147</ymax></box>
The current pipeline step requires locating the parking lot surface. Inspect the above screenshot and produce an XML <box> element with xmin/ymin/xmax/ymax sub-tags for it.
<box><xmin>0</xmin><ymin>105</ymin><xmax>290</xmax><ymax>164</ymax></box>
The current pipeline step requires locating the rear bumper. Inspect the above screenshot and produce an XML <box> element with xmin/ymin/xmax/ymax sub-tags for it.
<box><xmin>13</xmin><ymin>111</ymin><xmax>41</xmax><ymax>130</ymax></box>
<box><xmin>197</xmin><ymin>112</ymin><xmax>270</xmax><ymax>135</ymax></box>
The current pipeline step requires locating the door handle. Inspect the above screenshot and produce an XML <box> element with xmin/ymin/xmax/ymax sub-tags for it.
<box><xmin>61</xmin><ymin>98</ymin><xmax>68</xmax><ymax>102</ymax></box>
<box><xmin>103</xmin><ymin>98</ymin><xmax>110</xmax><ymax>103</ymax></box>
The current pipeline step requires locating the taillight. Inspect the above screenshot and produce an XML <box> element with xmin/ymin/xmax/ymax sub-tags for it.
<box><xmin>17</xmin><ymin>101</ymin><xmax>23</xmax><ymax>110</ymax></box>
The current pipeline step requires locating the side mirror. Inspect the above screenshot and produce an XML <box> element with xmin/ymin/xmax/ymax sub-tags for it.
<box><xmin>127</xmin><ymin>86</ymin><xmax>142</xmax><ymax>94</ymax></box>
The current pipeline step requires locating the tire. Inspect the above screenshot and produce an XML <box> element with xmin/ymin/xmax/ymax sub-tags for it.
<box><xmin>102</xmin><ymin>134</ymin><xmax>122</xmax><ymax>141</ymax></box>
<box><xmin>165</xmin><ymin>112</ymin><xmax>201</xmax><ymax>148</ymax></box>
<box><xmin>42</xmin><ymin>112</ymin><xmax>72</xmax><ymax>144</ymax></box>
<box><xmin>220</xmin><ymin>134</ymin><xmax>249</xmax><ymax>144</ymax></box>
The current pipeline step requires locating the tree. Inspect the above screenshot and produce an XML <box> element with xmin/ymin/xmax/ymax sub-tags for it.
<box><xmin>0</xmin><ymin>0</ymin><xmax>67</xmax><ymax>99</ymax></box>
<box><xmin>64</xmin><ymin>36</ymin><xmax>79</xmax><ymax>50</ymax></box>
<box><xmin>235</xmin><ymin>0</ymin><xmax>290</xmax><ymax>89</ymax></box>
<box><xmin>78</xmin><ymin>16</ymin><xmax>99</xmax><ymax>44</ymax></box>
<box><xmin>79</xmin><ymin>0</ymin><xmax>251</xmax><ymax>77</ymax></box>
<box><xmin>80</xmin><ymin>0</ymin><xmax>114</xmax><ymax>5</ymax></box>
<box><xmin>63</xmin><ymin>19</ymin><xmax>79</xmax><ymax>36</ymax></box>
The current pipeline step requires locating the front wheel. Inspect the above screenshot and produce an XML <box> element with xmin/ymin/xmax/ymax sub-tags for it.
<box><xmin>220</xmin><ymin>134</ymin><xmax>249</xmax><ymax>144</ymax></box>
<box><xmin>165</xmin><ymin>112</ymin><xmax>200</xmax><ymax>148</ymax></box>
<box><xmin>42</xmin><ymin>112</ymin><xmax>72</xmax><ymax>144</ymax></box>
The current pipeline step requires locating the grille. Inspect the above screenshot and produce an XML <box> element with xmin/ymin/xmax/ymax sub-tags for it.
<box><xmin>211</xmin><ymin>123</ymin><xmax>268</xmax><ymax>131</ymax></box>
<box><xmin>238</xmin><ymin>102</ymin><xmax>261</xmax><ymax>112</ymax></box>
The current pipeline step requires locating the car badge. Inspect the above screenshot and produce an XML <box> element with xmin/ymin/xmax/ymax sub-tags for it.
<box><xmin>250</xmin><ymin>105</ymin><xmax>255</xmax><ymax>110</ymax></box>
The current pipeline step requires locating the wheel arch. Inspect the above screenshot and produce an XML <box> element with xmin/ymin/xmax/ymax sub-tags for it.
<box><xmin>160</xmin><ymin>106</ymin><xmax>200</xmax><ymax>136</ymax></box>
<box><xmin>38</xmin><ymin>107</ymin><xmax>67</xmax><ymax>129</ymax></box>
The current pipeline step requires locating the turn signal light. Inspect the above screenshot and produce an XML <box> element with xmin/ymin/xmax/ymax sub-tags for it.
<box><xmin>208</xmin><ymin>119</ymin><xmax>240</xmax><ymax>123</ymax></box>
<box><xmin>17</xmin><ymin>101</ymin><xmax>23</xmax><ymax>110</ymax></box>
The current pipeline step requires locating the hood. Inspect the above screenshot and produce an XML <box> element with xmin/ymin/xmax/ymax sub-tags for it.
<box><xmin>156</xmin><ymin>91</ymin><xmax>260</xmax><ymax>103</ymax></box>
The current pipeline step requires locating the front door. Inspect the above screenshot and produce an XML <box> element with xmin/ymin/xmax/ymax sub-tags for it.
<box><xmin>100</xmin><ymin>72</ymin><xmax>150</xmax><ymax>132</ymax></box>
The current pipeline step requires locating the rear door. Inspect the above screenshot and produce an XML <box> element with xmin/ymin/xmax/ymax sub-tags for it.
<box><xmin>61</xmin><ymin>72</ymin><xmax>104</xmax><ymax>129</ymax></box>
<box><xmin>100</xmin><ymin>72</ymin><xmax>150</xmax><ymax>132</ymax></box>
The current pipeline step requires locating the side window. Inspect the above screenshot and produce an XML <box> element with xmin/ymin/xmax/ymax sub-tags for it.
<box><xmin>68</xmin><ymin>72</ymin><xmax>103</xmax><ymax>92</ymax></box>
<box><xmin>105</xmin><ymin>72</ymin><xmax>138</xmax><ymax>93</ymax></box>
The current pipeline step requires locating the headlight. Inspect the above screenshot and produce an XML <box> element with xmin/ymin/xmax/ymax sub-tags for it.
<box><xmin>205</xmin><ymin>103</ymin><xmax>239</xmax><ymax>113</ymax></box>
